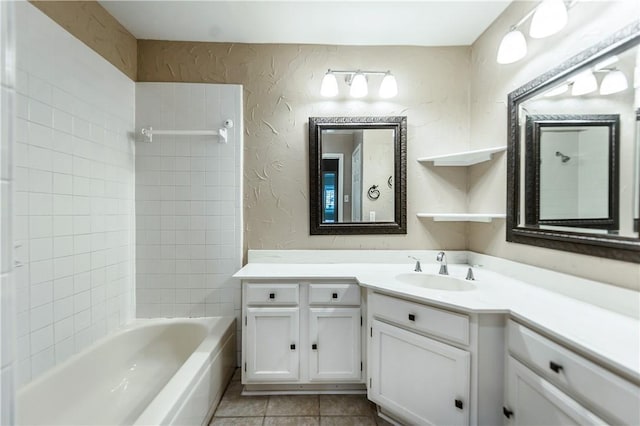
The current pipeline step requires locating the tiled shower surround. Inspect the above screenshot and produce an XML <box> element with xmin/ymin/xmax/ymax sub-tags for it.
<box><xmin>134</xmin><ymin>83</ymin><xmax>243</xmax><ymax>334</ymax></box>
<box><xmin>12</xmin><ymin>3</ymin><xmax>135</xmax><ymax>385</ymax></box>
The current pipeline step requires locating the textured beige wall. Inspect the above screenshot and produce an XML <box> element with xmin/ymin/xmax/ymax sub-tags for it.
<box><xmin>469</xmin><ymin>1</ymin><xmax>640</xmax><ymax>290</ymax></box>
<box><xmin>30</xmin><ymin>1</ymin><xmax>137</xmax><ymax>80</ymax></box>
<box><xmin>138</xmin><ymin>40</ymin><xmax>472</xmax><ymax>257</ymax></box>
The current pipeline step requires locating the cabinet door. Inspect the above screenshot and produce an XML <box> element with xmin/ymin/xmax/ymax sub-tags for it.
<box><xmin>245</xmin><ymin>307</ymin><xmax>299</xmax><ymax>382</ymax></box>
<box><xmin>308</xmin><ymin>307</ymin><xmax>361</xmax><ymax>382</ymax></box>
<box><xmin>503</xmin><ymin>356</ymin><xmax>606</xmax><ymax>425</ymax></box>
<box><xmin>369</xmin><ymin>320</ymin><xmax>470</xmax><ymax>425</ymax></box>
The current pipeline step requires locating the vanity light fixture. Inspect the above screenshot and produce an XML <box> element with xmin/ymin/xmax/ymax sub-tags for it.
<box><xmin>350</xmin><ymin>72</ymin><xmax>368</xmax><ymax>98</ymax></box>
<box><xmin>496</xmin><ymin>0</ymin><xmax>577</xmax><ymax>64</ymax></box>
<box><xmin>320</xmin><ymin>69</ymin><xmax>398</xmax><ymax>98</ymax></box>
<box><xmin>570</xmin><ymin>70</ymin><xmax>598</xmax><ymax>96</ymax></box>
<box><xmin>320</xmin><ymin>71</ymin><xmax>339</xmax><ymax>97</ymax></box>
<box><xmin>599</xmin><ymin>69</ymin><xmax>628</xmax><ymax>95</ymax></box>
<box><xmin>497</xmin><ymin>28</ymin><xmax>528</xmax><ymax>64</ymax></box>
<box><xmin>529</xmin><ymin>0</ymin><xmax>568</xmax><ymax>39</ymax></box>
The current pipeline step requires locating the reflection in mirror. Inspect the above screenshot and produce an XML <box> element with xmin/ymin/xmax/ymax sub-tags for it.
<box><xmin>321</xmin><ymin>129</ymin><xmax>395</xmax><ymax>223</ymax></box>
<box><xmin>309</xmin><ymin>116</ymin><xmax>407</xmax><ymax>235</ymax></box>
<box><xmin>507</xmin><ymin>21</ymin><xmax>640</xmax><ymax>262</ymax></box>
<box><xmin>524</xmin><ymin>115</ymin><xmax>619</xmax><ymax>231</ymax></box>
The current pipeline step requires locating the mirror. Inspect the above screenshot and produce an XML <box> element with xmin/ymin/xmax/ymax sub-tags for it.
<box><xmin>309</xmin><ymin>116</ymin><xmax>407</xmax><ymax>234</ymax></box>
<box><xmin>524</xmin><ymin>114</ymin><xmax>619</xmax><ymax>230</ymax></box>
<box><xmin>507</xmin><ymin>21</ymin><xmax>640</xmax><ymax>262</ymax></box>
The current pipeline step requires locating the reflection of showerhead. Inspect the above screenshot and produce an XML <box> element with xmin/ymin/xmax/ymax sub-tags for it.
<box><xmin>555</xmin><ymin>151</ymin><xmax>571</xmax><ymax>163</ymax></box>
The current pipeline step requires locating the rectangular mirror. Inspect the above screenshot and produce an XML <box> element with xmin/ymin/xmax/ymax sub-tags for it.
<box><xmin>507</xmin><ymin>21</ymin><xmax>640</xmax><ymax>262</ymax></box>
<box><xmin>524</xmin><ymin>114</ymin><xmax>619</xmax><ymax>230</ymax></box>
<box><xmin>309</xmin><ymin>116</ymin><xmax>407</xmax><ymax>234</ymax></box>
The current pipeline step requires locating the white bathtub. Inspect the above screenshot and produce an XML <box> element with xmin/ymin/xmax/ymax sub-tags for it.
<box><xmin>17</xmin><ymin>317</ymin><xmax>236</xmax><ymax>426</ymax></box>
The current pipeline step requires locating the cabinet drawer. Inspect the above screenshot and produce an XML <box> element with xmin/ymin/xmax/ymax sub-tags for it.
<box><xmin>507</xmin><ymin>320</ymin><xmax>640</xmax><ymax>425</ymax></box>
<box><xmin>309</xmin><ymin>283</ymin><xmax>360</xmax><ymax>305</ymax></box>
<box><xmin>245</xmin><ymin>283</ymin><xmax>299</xmax><ymax>305</ymax></box>
<box><xmin>370</xmin><ymin>292</ymin><xmax>469</xmax><ymax>345</ymax></box>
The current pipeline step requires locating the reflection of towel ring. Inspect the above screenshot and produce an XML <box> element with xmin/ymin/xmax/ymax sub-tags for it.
<box><xmin>388</xmin><ymin>176</ymin><xmax>393</xmax><ymax>188</ymax></box>
<box><xmin>368</xmin><ymin>185</ymin><xmax>380</xmax><ymax>200</ymax></box>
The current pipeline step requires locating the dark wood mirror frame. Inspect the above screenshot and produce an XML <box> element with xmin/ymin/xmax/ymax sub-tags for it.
<box><xmin>507</xmin><ymin>21</ymin><xmax>640</xmax><ymax>263</ymax></box>
<box><xmin>309</xmin><ymin>116</ymin><xmax>407</xmax><ymax>235</ymax></box>
<box><xmin>524</xmin><ymin>114</ymin><xmax>620</xmax><ymax>230</ymax></box>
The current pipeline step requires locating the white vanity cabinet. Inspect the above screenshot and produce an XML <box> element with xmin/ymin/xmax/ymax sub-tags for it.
<box><xmin>367</xmin><ymin>289</ymin><xmax>504</xmax><ymax>425</ymax></box>
<box><xmin>242</xmin><ymin>280</ymin><xmax>365</xmax><ymax>391</ymax></box>
<box><xmin>503</xmin><ymin>320</ymin><xmax>640</xmax><ymax>425</ymax></box>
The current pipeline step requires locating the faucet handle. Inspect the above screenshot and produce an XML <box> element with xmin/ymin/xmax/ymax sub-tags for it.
<box><xmin>408</xmin><ymin>256</ymin><xmax>422</xmax><ymax>272</ymax></box>
<box><xmin>466</xmin><ymin>267</ymin><xmax>475</xmax><ymax>281</ymax></box>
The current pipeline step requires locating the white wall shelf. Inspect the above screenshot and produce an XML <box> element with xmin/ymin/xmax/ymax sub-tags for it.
<box><xmin>417</xmin><ymin>146</ymin><xmax>506</xmax><ymax>166</ymax></box>
<box><xmin>417</xmin><ymin>213</ymin><xmax>506</xmax><ymax>223</ymax></box>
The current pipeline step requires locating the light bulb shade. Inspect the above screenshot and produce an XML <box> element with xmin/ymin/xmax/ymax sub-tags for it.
<box><xmin>320</xmin><ymin>71</ymin><xmax>339</xmax><ymax>97</ymax></box>
<box><xmin>379</xmin><ymin>73</ymin><xmax>398</xmax><ymax>98</ymax></box>
<box><xmin>496</xmin><ymin>30</ymin><xmax>527</xmax><ymax>64</ymax></box>
<box><xmin>600</xmin><ymin>70</ymin><xmax>628</xmax><ymax>95</ymax></box>
<box><xmin>350</xmin><ymin>72</ymin><xmax>368</xmax><ymax>98</ymax></box>
<box><xmin>544</xmin><ymin>83</ymin><xmax>569</xmax><ymax>97</ymax></box>
<box><xmin>529</xmin><ymin>0</ymin><xmax>568</xmax><ymax>39</ymax></box>
<box><xmin>571</xmin><ymin>71</ymin><xmax>598</xmax><ymax>96</ymax></box>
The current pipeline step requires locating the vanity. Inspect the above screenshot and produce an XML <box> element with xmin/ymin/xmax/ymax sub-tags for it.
<box><xmin>234</xmin><ymin>250</ymin><xmax>640</xmax><ymax>426</ymax></box>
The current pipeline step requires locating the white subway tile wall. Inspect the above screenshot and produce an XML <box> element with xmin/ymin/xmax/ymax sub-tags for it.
<box><xmin>12</xmin><ymin>3</ymin><xmax>135</xmax><ymax>386</ymax></box>
<box><xmin>1</xmin><ymin>1</ymin><xmax>16</xmax><ymax>423</ymax></box>
<box><xmin>135</xmin><ymin>83</ymin><xmax>242</xmax><ymax>350</ymax></box>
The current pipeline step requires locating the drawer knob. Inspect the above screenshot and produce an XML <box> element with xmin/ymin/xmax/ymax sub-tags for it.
<box><xmin>290</xmin><ymin>344</ymin><xmax>296</xmax><ymax>350</ymax></box>
<box><xmin>269</xmin><ymin>292</ymin><xmax>276</xmax><ymax>299</ymax></box>
<box><xmin>312</xmin><ymin>344</ymin><xmax>318</xmax><ymax>350</ymax></box>
<box><xmin>549</xmin><ymin>361</ymin><xmax>563</xmax><ymax>373</ymax></box>
<box><xmin>332</xmin><ymin>292</ymin><xmax>338</xmax><ymax>299</ymax></box>
<box><xmin>454</xmin><ymin>399</ymin><xmax>463</xmax><ymax>410</ymax></box>
<box><xmin>408</xmin><ymin>314</ymin><xmax>416</xmax><ymax>321</ymax></box>
<box><xmin>503</xmin><ymin>407</ymin><xmax>513</xmax><ymax>419</ymax></box>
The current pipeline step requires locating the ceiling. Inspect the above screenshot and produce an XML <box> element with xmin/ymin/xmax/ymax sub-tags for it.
<box><xmin>99</xmin><ymin>1</ymin><xmax>513</xmax><ymax>47</ymax></box>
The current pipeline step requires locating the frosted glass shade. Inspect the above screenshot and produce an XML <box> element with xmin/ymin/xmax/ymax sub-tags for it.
<box><xmin>379</xmin><ymin>73</ymin><xmax>398</xmax><ymax>98</ymax></box>
<box><xmin>571</xmin><ymin>71</ymin><xmax>598</xmax><ymax>96</ymax></box>
<box><xmin>600</xmin><ymin>70</ymin><xmax>628</xmax><ymax>95</ymax></box>
<box><xmin>497</xmin><ymin>30</ymin><xmax>527</xmax><ymax>64</ymax></box>
<box><xmin>320</xmin><ymin>71</ymin><xmax>339</xmax><ymax>97</ymax></box>
<box><xmin>529</xmin><ymin>0</ymin><xmax>568</xmax><ymax>39</ymax></box>
<box><xmin>350</xmin><ymin>72</ymin><xmax>368</xmax><ymax>98</ymax></box>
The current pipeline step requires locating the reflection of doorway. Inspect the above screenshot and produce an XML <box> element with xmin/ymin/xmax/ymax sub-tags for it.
<box><xmin>351</xmin><ymin>144</ymin><xmax>362</xmax><ymax>222</ymax></box>
<box><xmin>322</xmin><ymin>154</ymin><xmax>343</xmax><ymax>222</ymax></box>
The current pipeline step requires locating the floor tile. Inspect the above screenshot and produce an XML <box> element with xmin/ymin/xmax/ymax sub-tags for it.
<box><xmin>264</xmin><ymin>416</ymin><xmax>320</xmax><ymax>425</ymax></box>
<box><xmin>210</xmin><ymin>417</ymin><xmax>264</xmax><ymax>426</ymax></box>
<box><xmin>320</xmin><ymin>416</ymin><xmax>377</xmax><ymax>426</ymax></box>
<box><xmin>266</xmin><ymin>395</ymin><xmax>320</xmax><ymax>416</ymax></box>
<box><xmin>214</xmin><ymin>396</ymin><xmax>269</xmax><ymax>418</ymax></box>
<box><xmin>319</xmin><ymin>395</ymin><xmax>374</xmax><ymax>416</ymax></box>
<box><xmin>231</xmin><ymin>368</ymin><xmax>241</xmax><ymax>382</ymax></box>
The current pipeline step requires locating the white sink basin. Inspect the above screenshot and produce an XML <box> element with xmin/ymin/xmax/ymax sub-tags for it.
<box><xmin>395</xmin><ymin>273</ymin><xmax>476</xmax><ymax>291</ymax></box>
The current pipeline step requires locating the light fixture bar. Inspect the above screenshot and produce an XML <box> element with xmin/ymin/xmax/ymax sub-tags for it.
<box><xmin>327</xmin><ymin>69</ymin><xmax>389</xmax><ymax>76</ymax></box>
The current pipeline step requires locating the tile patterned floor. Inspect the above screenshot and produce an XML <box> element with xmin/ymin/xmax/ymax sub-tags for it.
<box><xmin>210</xmin><ymin>370</ymin><xmax>393</xmax><ymax>426</ymax></box>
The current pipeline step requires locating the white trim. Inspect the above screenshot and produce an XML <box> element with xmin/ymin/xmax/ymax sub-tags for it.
<box><xmin>322</xmin><ymin>153</ymin><xmax>344</xmax><ymax>222</ymax></box>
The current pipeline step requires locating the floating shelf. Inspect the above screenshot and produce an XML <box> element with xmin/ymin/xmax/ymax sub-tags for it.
<box><xmin>417</xmin><ymin>146</ymin><xmax>506</xmax><ymax>166</ymax></box>
<box><xmin>417</xmin><ymin>213</ymin><xmax>506</xmax><ymax>223</ymax></box>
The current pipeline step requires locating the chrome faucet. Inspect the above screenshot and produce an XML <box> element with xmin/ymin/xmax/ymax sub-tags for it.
<box><xmin>436</xmin><ymin>251</ymin><xmax>448</xmax><ymax>275</ymax></box>
<box><xmin>408</xmin><ymin>256</ymin><xmax>422</xmax><ymax>272</ymax></box>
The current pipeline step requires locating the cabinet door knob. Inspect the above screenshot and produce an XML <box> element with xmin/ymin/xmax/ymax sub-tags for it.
<box><xmin>312</xmin><ymin>344</ymin><xmax>318</xmax><ymax>350</ymax></box>
<box><xmin>408</xmin><ymin>314</ymin><xmax>416</xmax><ymax>321</ymax></box>
<box><xmin>454</xmin><ymin>399</ymin><xmax>463</xmax><ymax>410</ymax></box>
<box><xmin>549</xmin><ymin>361</ymin><xmax>563</xmax><ymax>373</ymax></box>
<box><xmin>503</xmin><ymin>407</ymin><xmax>513</xmax><ymax>419</ymax></box>
<box><xmin>332</xmin><ymin>292</ymin><xmax>338</xmax><ymax>299</ymax></box>
<box><xmin>269</xmin><ymin>292</ymin><xmax>276</xmax><ymax>299</ymax></box>
<box><xmin>290</xmin><ymin>344</ymin><xmax>296</xmax><ymax>350</ymax></box>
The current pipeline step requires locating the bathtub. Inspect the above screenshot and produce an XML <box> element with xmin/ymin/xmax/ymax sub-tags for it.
<box><xmin>17</xmin><ymin>317</ymin><xmax>236</xmax><ymax>425</ymax></box>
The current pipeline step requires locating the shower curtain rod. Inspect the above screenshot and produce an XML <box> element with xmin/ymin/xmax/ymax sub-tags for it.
<box><xmin>140</xmin><ymin>119</ymin><xmax>234</xmax><ymax>144</ymax></box>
